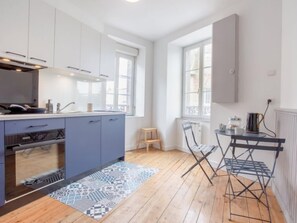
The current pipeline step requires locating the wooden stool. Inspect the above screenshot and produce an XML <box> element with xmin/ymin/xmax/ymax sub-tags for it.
<box><xmin>136</xmin><ymin>128</ymin><xmax>162</xmax><ymax>152</ymax></box>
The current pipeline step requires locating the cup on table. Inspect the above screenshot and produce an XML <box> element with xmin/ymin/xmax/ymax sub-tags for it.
<box><xmin>219</xmin><ymin>123</ymin><xmax>226</xmax><ymax>132</ymax></box>
<box><xmin>234</xmin><ymin>127</ymin><xmax>244</xmax><ymax>135</ymax></box>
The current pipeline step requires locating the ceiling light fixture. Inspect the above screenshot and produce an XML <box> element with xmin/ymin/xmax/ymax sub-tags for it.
<box><xmin>34</xmin><ymin>65</ymin><xmax>41</xmax><ymax>69</ymax></box>
<box><xmin>16</xmin><ymin>68</ymin><xmax>22</xmax><ymax>72</ymax></box>
<box><xmin>126</xmin><ymin>0</ymin><xmax>140</xmax><ymax>3</ymax></box>
<box><xmin>2</xmin><ymin>58</ymin><xmax>11</xmax><ymax>62</ymax></box>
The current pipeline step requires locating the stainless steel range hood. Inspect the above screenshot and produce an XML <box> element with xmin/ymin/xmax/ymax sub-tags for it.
<box><xmin>0</xmin><ymin>57</ymin><xmax>46</xmax><ymax>72</ymax></box>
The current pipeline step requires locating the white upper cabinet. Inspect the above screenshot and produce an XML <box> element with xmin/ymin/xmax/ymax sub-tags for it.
<box><xmin>54</xmin><ymin>10</ymin><xmax>81</xmax><ymax>72</ymax></box>
<box><xmin>100</xmin><ymin>35</ymin><xmax>116</xmax><ymax>80</ymax></box>
<box><xmin>80</xmin><ymin>25</ymin><xmax>101</xmax><ymax>77</ymax></box>
<box><xmin>212</xmin><ymin>14</ymin><xmax>238</xmax><ymax>103</ymax></box>
<box><xmin>28</xmin><ymin>0</ymin><xmax>55</xmax><ymax>67</ymax></box>
<box><xmin>0</xmin><ymin>0</ymin><xmax>29</xmax><ymax>62</ymax></box>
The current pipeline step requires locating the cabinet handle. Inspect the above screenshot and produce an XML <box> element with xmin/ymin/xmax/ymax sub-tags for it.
<box><xmin>89</xmin><ymin>120</ymin><xmax>100</xmax><ymax>124</ymax></box>
<box><xmin>27</xmin><ymin>124</ymin><xmax>49</xmax><ymax>128</ymax></box>
<box><xmin>30</xmin><ymin>57</ymin><xmax>47</xmax><ymax>63</ymax></box>
<box><xmin>5</xmin><ymin>51</ymin><xmax>26</xmax><ymax>58</ymax></box>
<box><xmin>81</xmin><ymin>69</ymin><xmax>91</xmax><ymax>74</ymax></box>
<box><xmin>100</xmin><ymin>74</ymin><xmax>109</xmax><ymax>78</ymax></box>
<box><xmin>67</xmin><ymin>66</ymin><xmax>80</xmax><ymax>71</ymax></box>
<box><xmin>109</xmin><ymin>118</ymin><xmax>118</xmax><ymax>122</ymax></box>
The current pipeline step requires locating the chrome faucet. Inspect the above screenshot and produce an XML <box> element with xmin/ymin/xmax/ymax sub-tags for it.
<box><xmin>56</xmin><ymin>102</ymin><xmax>75</xmax><ymax>113</ymax></box>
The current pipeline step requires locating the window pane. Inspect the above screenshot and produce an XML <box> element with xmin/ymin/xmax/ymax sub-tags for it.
<box><xmin>106</xmin><ymin>53</ymin><xmax>135</xmax><ymax>115</ymax></box>
<box><xmin>183</xmin><ymin>41</ymin><xmax>212</xmax><ymax>118</ymax></box>
<box><xmin>184</xmin><ymin>92</ymin><xmax>199</xmax><ymax>116</ymax></box>
<box><xmin>204</xmin><ymin>44</ymin><xmax>212</xmax><ymax>67</ymax></box>
<box><xmin>202</xmin><ymin>91</ymin><xmax>211</xmax><ymax>116</ymax></box>
<box><xmin>185</xmin><ymin>70</ymin><xmax>199</xmax><ymax>93</ymax></box>
<box><xmin>118</xmin><ymin>95</ymin><xmax>131</xmax><ymax>113</ymax></box>
<box><xmin>118</xmin><ymin>94</ymin><xmax>129</xmax><ymax>105</ymax></box>
<box><xmin>118</xmin><ymin>76</ymin><xmax>130</xmax><ymax>95</ymax></box>
<box><xmin>186</xmin><ymin>47</ymin><xmax>200</xmax><ymax>71</ymax></box>
<box><xmin>203</xmin><ymin>68</ymin><xmax>212</xmax><ymax>90</ymax></box>
<box><xmin>106</xmin><ymin>81</ymin><xmax>114</xmax><ymax>94</ymax></box>
<box><xmin>119</xmin><ymin>57</ymin><xmax>133</xmax><ymax>77</ymax></box>
<box><xmin>106</xmin><ymin>94</ymin><xmax>114</xmax><ymax>106</ymax></box>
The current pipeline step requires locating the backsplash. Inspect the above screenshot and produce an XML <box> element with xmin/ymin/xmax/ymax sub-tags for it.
<box><xmin>38</xmin><ymin>69</ymin><xmax>105</xmax><ymax>112</ymax></box>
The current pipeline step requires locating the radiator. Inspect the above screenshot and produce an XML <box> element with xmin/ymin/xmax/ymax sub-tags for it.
<box><xmin>177</xmin><ymin>119</ymin><xmax>202</xmax><ymax>152</ymax></box>
<box><xmin>274</xmin><ymin>110</ymin><xmax>297</xmax><ymax>223</ymax></box>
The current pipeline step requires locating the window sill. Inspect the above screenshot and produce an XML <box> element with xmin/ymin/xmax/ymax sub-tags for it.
<box><xmin>180</xmin><ymin>116</ymin><xmax>211</xmax><ymax>123</ymax></box>
<box><xmin>126</xmin><ymin>115</ymin><xmax>144</xmax><ymax>119</ymax></box>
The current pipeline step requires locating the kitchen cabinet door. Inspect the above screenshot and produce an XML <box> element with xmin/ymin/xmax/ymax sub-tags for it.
<box><xmin>0</xmin><ymin>0</ymin><xmax>29</xmax><ymax>62</ymax></box>
<box><xmin>80</xmin><ymin>25</ymin><xmax>101</xmax><ymax>77</ymax></box>
<box><xmin>65</xmin><ymin>117</ymin><xmax>101</xmax><ymax>179</ymax></box>
<box><xmin>212</xmin><ymin>14</ymin><xmax>238</xmax><ymax>103</ymax></box>
<box><xmin>101</xmin><ymin>115</ymin><xmax>125</xmax><ymax>166</ymax></box>
<box><xmin>28</xmin><ymin>0</ymin><xmax>55</xmax><ymax>67</ymax></box>
<box><xmin>54</xmin><ymin>10</ymin><xmax>81</xmax><ymax>72</ymax></box>
<box><xmin>0</xmin><ymin>122</ymin><xmax>4</xmax><ymax>164</ymax></box>
<box><xmin>0</xmin><ymin>122</ymin><xmax>4</xmax><ymax>206</ymax></box>
<box><xmin>0</xmin><ymin>164</ymin><xmax>4</xmax><ymax>206</ymax></box>
<box><xmin>100</xmin><ymin>35</ymin><xmax>116</xmax><ymax>80</ymax></box>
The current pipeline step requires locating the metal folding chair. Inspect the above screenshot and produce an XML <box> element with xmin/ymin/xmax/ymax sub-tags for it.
<box><xmin>225</xmin><ymin>135</ymin><xmax>285</xmax><ymax>223</ymax></box>
<box><xmin>181</xmin><ymin>121</ymin><xmax>218</xmax><ymax>185</ymax></box>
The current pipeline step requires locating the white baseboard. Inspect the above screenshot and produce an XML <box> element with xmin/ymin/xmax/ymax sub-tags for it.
<box><xmin>125</xmin><ymin>145</ymin><xmax>137</xmax><ymax>151</ymax></box>
<box><xmin>272</xmin><ymin>181</ymin><xmax>292</xmax><ymax>223</ymax></box>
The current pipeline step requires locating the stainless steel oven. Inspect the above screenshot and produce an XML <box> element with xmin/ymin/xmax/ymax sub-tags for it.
<box><xmin>5</xmin><ymin>129</ymin><xmax>65</xmax><ymax>201</ymax></box>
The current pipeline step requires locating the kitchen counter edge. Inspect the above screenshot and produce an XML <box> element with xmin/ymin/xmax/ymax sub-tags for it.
<box><xmin>0</xmin><ymin>112</ymin><xmax>125</xmax><ymax>121</ymax></box>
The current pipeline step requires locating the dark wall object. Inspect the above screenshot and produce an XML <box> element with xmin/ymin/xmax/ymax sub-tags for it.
<box><xmin>0</xmin><ymin>69</ymin><xmax>39</xmax><ymax>106</ymax></box>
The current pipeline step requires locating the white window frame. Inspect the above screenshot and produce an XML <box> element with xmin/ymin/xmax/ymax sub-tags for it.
<box><xmin>182</xmin><ymin>39</ymin><xmax>212</xmax><ymax>120</ymax></box>
<box><xmin>106</xmin><ymin>52</ymin><xmax>136</xmax><ymax>116</ymax></box>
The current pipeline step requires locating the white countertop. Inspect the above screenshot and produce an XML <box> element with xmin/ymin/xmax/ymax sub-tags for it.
<box><xmin>0</xmin><ymin>111</ymin><xmax>125</xmax><ymax>121</ymax></box>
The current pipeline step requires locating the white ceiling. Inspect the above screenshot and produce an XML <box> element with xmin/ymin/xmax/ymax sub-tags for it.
<box><xmin>45</xmin><ymin>0</ymin><xmax>240</xmax><ymax>41</ymax></box>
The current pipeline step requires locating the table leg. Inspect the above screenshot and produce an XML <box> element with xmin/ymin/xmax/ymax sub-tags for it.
<box><xmin>211</xmin><ymin>133</ymin><xmax>233</xmax><ymax>179</ymax></box>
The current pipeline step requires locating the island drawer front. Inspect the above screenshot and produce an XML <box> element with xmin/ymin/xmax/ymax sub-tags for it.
<box><xmin>4</xmin><ymin>118</ymin><xmax>65</xmax><ymax>135</ymax></box>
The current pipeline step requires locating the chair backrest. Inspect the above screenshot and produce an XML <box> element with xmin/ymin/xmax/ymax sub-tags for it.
<box><xmin>230</xmin><ymin>135</ymin><xmax>285</xmax><ymax>154</ymax></box>
<box><xmin>182</xmin><ymin>121</ymin><xmax>198</xmax><ymax>152</ymax></box>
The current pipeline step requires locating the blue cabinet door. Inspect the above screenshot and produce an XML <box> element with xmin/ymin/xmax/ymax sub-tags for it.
<box><xmin>65</xmin><ymin>117</ymin><xmax>101</xmax><ymax>179</ymax></box>
<box><xmin>0</xmin><ymin>121</ymin><xmax>4</xmax><ymax>164</ymax></box>
<box><xmin>101</xmin><ymin>115</ymin><xmax>125</xmax><ymax>166</ymax></box>
<box><xmin>0</xmin><ymin>122</ymin><xmax>4</xmax><ymax>206</ymax></box>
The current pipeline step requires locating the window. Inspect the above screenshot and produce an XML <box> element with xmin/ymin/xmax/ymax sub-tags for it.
<box><xmin>183</xmin><ymin>39</ymin><xmax>212</xmax><ymax>118</ymax></box>
<box><xmin>106</xmin><ymin>53</ymin><xmax>135</xmax><ymax>115</ymax></box>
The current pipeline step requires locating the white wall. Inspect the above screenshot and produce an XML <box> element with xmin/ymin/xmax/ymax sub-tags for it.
<box><xmin>280</xmin><ymin>0</ymin><xmax>297</xmax><ymax>109</ymax></box>
<box><xmin>165</xmin><ymin>45</ymin><xmax>182</xmax><ymax>149</ymax></box>
<box><xmin>272</xmin><ymin>2</ymin><xmax>297</xmax><ymax>223</ymax></box>
<box><xmin>153</xmin><ymin>0</ymin><xmax>282</xmax><ymax>164</ymax></box>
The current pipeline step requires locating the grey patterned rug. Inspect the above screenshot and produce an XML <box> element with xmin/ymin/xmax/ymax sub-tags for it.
<box><xmin>47</xmin><ymin>162</ymin><xmax>158</xmax><ymax>220</ymax></box>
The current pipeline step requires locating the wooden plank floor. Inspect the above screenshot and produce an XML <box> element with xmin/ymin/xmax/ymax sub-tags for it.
<box><xmin>0</xmin><ymin>149</ymin><xmax>286</xmax><ymax>223</ymax></box>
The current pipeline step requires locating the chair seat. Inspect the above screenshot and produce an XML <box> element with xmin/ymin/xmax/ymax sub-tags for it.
<box><xmin>225</xmin><ymin>158</ymin><xmax>272</xmax><ymax>177</ymax></box>
<box><xmin>191</xmin><ymin>144</ymin><xmax>218</xmax><ymax>153</ymax></box>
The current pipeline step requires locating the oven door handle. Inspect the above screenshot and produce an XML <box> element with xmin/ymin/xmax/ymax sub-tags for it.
<box><xmin>11</xmin><ymin>139</ymin><xmax>65</xmax><ymax>152</ymax></box>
